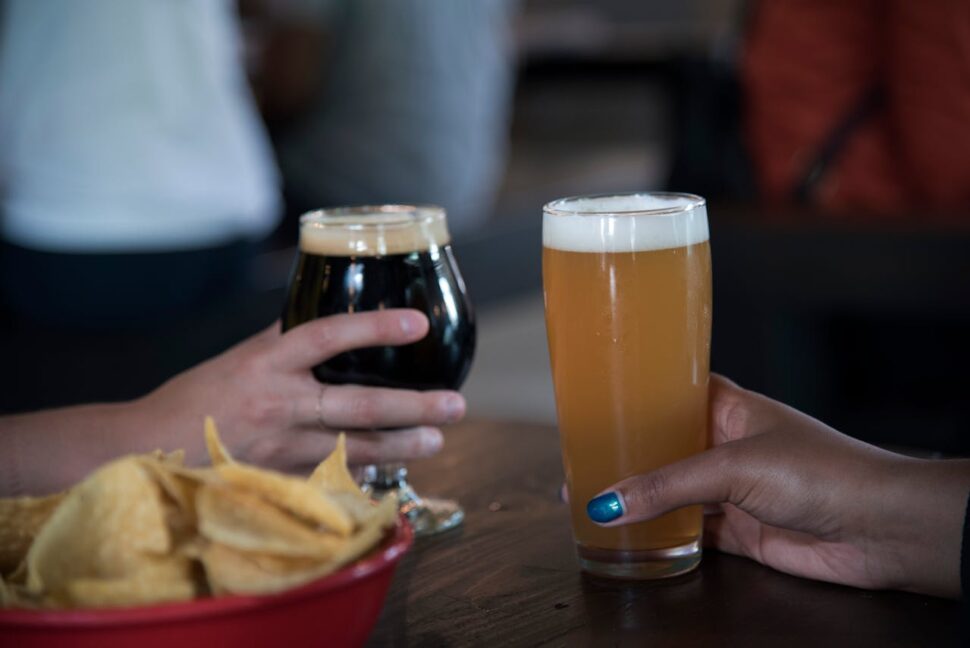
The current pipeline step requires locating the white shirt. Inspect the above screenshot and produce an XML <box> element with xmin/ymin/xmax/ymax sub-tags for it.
<box><xmin>0</xmin><ymin>0</ymin><xmax>280</xmax><ymax>252</ymax></box>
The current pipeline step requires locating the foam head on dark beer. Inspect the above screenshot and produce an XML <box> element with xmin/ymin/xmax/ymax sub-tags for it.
<box><xmin>299</xmin><ymin>206</ymin><xmax>450</xmax><ymax>256</ymax></box>
<box><xmin>543</xmin><ymin>193</ymin><xmax>709</xmax><ymax>253</ymax></box>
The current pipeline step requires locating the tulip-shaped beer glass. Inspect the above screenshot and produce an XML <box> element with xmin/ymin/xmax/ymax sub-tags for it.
<box><xmin>283</xmin><ymin>205</ymin><xmax>475</xmax><ymax>536</ymax></box>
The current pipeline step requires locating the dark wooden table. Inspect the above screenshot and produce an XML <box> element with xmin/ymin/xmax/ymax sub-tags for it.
<box><xmin>368</xmin><ymin>420</ymin><xmax>965</xmax><ymax>647</ymax></box>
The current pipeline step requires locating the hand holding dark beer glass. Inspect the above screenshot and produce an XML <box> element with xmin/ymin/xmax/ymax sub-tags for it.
<box><xmin>282</xmin><ymin>205</ymin><xmax>475</xmax><ymax>536</ymax></box>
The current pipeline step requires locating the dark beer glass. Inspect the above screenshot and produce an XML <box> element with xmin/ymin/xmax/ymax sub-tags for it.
<box><xmin>282</xmin><ymin>205</ymin><xmax>475</xmax><ymax>536</ymax></box>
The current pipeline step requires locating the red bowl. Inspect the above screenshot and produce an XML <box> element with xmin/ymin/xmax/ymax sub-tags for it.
<box><xmin>0</xmin><ymin>516</ymin><xmax>412</xmax><ymax>648</ymax></box>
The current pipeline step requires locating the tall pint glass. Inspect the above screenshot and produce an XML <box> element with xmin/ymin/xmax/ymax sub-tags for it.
<box><xmin>542</xmin><ymin>192</ymin><xmax>711</xmax><ymax>579</ymax></box>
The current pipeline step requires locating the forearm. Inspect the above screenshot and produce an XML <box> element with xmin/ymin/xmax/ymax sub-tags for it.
<box><xmin>0</xmin><ymin>402</ymin><xmax>147</xmax><ymax>496</ymax></box>
<box><xmin>881</xmin><ymin>457</ymin><xmax>970</xmax><ymax>598</ymax></box>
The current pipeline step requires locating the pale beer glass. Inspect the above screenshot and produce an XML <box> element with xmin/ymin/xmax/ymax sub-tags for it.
<box><xmin>542</xmin><ymin>192</ymin><xmax>712</xmax><ymax>579</ymax></box>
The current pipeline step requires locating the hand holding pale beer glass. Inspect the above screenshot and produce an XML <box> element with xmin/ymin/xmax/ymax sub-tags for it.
<box><xmin>282</xmin><ymin>205</ymin><xmax>475</xmax><ymax>537</ymax></box>
<box><xmin>543</xmin><ymin>193</ymin><xmax>712</xmax><ymax>579</ymax></box>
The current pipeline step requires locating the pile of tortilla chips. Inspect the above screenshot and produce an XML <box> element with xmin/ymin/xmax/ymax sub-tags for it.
<box><xmin>0</xmin><ymin>418</ymin><xmax>397</xmax><ymax>609</ymax></box>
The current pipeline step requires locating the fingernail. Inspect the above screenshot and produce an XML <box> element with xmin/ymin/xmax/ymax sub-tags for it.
<box><xmin>400</xmin><ymin>315</ymin><xmax>414</xmax><ymax>335</ymax></box>
<box><xmin>587</xmin><ymin>492</ymin><xmax>624</xmax><ymax>524</ymax></box>
<box><xmin>423</xmin><ymin>429</ymin><xmax>443</xmax><ymax>453</ymax></box>
<box><xmin>443</xmin><ymin>395</ymin><xmax>464</xmax><ymax>422</ymax></box>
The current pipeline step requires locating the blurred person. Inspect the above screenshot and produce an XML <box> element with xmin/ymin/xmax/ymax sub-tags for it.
<box><xmin>743</xmin><ymin>0</ymin><xmax>970</xmax><ymax>217</ymax></box>
<box><xmin>0</xmin><ymin>0</ymin><xmax>280</xmax><ymax>329</ymax></box>
<box><xmin>0</xmin><ymin>309</ymin><xmax>464</xmax><ymax>496</ymax></box>
<box><xmin>255</xmin><ymin>0</ymin><xmax>517</xmax><ymax>237</ymax></box>
<box><xmin>587</xmin><ymin>375</ymin><xmax>970</xmax><ymax>599</ymax></box>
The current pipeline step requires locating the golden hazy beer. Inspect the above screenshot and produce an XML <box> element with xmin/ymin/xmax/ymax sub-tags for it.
<box><xmin>542</xmin><ymin>193</ymin><xmax>711</xmax><ymax>579</ymax></box>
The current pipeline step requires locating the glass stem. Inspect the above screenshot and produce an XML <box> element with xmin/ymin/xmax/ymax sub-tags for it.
<box><xmin>362</xmin><ymin>462</ymin><xmax>409</xmax><ymax>493</ymax></box>
<box><xmin>361</xmin><ymin>462</ymin><xmax>424</xmax><ymax>516</ymax></box>
<box><xmin>360</xmin><ymin>462</ymin><xmax>464</xmax><ymax>537</ymax></box>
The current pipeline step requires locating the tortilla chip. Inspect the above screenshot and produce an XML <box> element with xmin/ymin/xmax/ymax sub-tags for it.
<box><xmin>0</xmin><ymin>492</ymin><xmax>66</xmax><ymax>575</ymax></box>
<box><xmin>329</xmin><ymin>494</ymin><xmax>398</xmax><ymax>570</ymax></box>
<box><xmin>64</xmin><ymin>556</ymin><xmax>196</xmax><ymax>608</ymax></box>
<box><xmin>308</xmin><ymin>434</ymin><xmax>361</xmax><ymax>495</ymax></box>
<box><xmin>307</xmin><ymin>434</ymin><xmax>374</xmax><ymax>526</ymax></box>
<box><xmin>195</xmin><ymin>484</ymin><xmax>342</xmax><ymax>559</ymax></box>
<box><xmin>200</xmin><ymin>542</ymin><xmax>338</xmax><ymax>596</ymax></box>
<box><xmin>217</xmin><ymin>463</ymin><xmax>352</xmax><ymax>536</ymax></box>
<box><xmin>204</xmin><ymin>416</ymin><xmax>233</xmax><ymax>466</ymax></box>
<box><xmin>26</xmin><ymin>458</ymin><xmax>170</xmax><ymax>594</ymax></box>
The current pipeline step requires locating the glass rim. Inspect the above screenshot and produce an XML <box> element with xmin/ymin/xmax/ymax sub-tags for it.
<box><xmin>542</xmin><ymin>192</ymin><xmax>706</xmax><ymax>217</ymax></box>
<box><xmin>299</xmin><ymin>204</ymin><xmax>446</xmax><ymax>230</ymax></box>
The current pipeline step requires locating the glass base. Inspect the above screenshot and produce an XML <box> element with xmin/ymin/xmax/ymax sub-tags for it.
<box><xmin>402</xmin><ymin>494</ymin><xmax>465</xmax><ymax>537</ymax></box>
<box><xmin>361</xmin><ymin>463</ymin><xmax>464</xmax><ymax>538</ymax></box>
<box><xmin>577</xmin><ymin>539</ymin><xmax>701</xmax><ymax>580</ymax></box>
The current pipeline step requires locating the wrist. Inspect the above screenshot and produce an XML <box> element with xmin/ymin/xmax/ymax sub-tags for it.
<box><xmin>128</xmin><ymin>388</ymin><xmax>211</xmax><ymax>465</ymax></box>
<box><xmin>55</xmin><ymin>402</ymin><xmax>139</xmax><ymax>489</ymax></box>
<box><xmin>879</xmin><ymin>457</ymin><xmax>970</xmax><ymax>598</ymax></box>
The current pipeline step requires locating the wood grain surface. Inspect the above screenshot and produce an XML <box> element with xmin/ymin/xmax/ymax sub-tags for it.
<box><xmin>367</xmin><ymin>420</ymin><xmax>964</xmax><ymax>647</ymax></box>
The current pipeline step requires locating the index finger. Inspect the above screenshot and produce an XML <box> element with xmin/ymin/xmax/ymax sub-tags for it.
<box><xmin>272</xmin><ymin>310</ymin><xmax>429</xmax><ymax>372</ymax></box>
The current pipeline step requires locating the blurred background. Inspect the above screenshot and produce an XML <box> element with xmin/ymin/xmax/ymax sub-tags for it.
<box><xmin>1</xmin><ymin>0</ymin><xmax>968</xmax><ymax>454</ymax></box>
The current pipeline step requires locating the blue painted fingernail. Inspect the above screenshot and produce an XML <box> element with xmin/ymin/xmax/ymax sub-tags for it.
<box><xmin>587</xmin><ymin>492</ymin><xmax>624</xmax><ymax>523</ymax></box>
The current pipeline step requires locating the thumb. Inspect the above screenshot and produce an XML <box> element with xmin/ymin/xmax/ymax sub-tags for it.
<box><xmin>586</xmin><ymin>443</ymin><xmax>742</xmax><ymax>527</ymax></box>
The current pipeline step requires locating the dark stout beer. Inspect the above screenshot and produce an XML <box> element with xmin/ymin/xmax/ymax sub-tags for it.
<box><xmin>282</xmin><ymin>206</ymin><xmax>475</xmax><ymax>391</ymax></box>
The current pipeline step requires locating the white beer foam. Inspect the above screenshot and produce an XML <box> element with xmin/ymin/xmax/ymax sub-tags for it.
<box><xmin>299</xmin><ymin>207</ymin><xmax>451</xmax><ymax>256</ymax></box>
<box><xmin>543</xmin><ymin>193</ymin><xmax>709</xmax><ymax>253</ymax></box>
